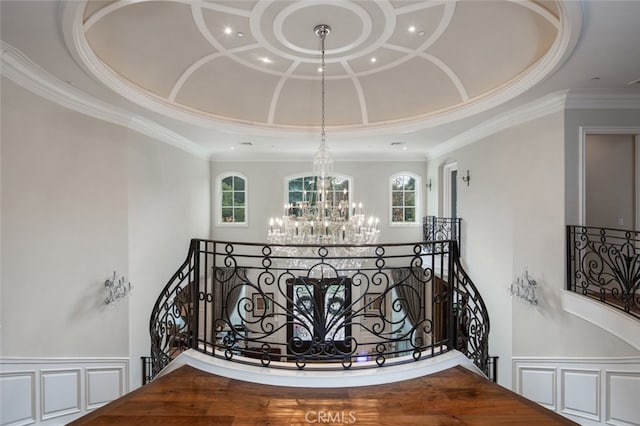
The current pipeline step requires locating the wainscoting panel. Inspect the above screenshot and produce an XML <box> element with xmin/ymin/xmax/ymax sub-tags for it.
<box><xmin>561</xmin><ymin>369</ymin><xmax>600</xmax><ymax>422</ymax></box>
<box><xmin>0</xmin><ymin>358</ymin><xmax>128</xmax><ymax>425</ymax></box>
<box><xmin>606</xmin><ymin>372</ymin><xmax>640</xmax><ymax>426</ymax></box>
<box><xmin>519</xmin><ymin>367</ymin><xmax>556</xmax><ymax>410</ymax></box>
<box><xmin>40</xmin><ymin>369</ymin><xmax>81</xmax><ymax>421</ymax></box>
<box><xmin>85</xmin><ymin>367</ymin><xmax>124</xmax><ymax>411</ymax></box>
<box><xmin>0</xmin><ymin>371</ymin><xmax>36</xmax><ymax>426</ymax></box>
<box><xmin>513</xmin><ymin>357</ymin><xmax>640</xmax><ymax>425</ymax></box>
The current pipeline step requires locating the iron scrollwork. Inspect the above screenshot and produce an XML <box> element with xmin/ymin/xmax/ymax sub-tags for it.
<box><xmin>149</xmin><ymin>239</ymin><xmax>490</xmax><ymax>380</ymax></box>
<box><xmin>567</xmin><ymin>225</ymin><xmax>640</xmax><ymax>319</ymax></box>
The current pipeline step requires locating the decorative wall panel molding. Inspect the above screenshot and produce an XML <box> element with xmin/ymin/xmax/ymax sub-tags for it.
<box><xmin>0</xmin><ymin>357</ymin><xmax>128</xmax><ymax>425</ymax></box>
<box><xmin>513</xmin><ymin>357</ymin><xmax>640</xmax><ymax>426</ymax></box>
<box><xmin>0</xmin><ymin>371</ymin><xmax>35</xmax><ymax>426</ymax></box>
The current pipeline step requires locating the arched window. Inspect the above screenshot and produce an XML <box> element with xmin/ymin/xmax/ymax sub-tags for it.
<box><xmin>390</xmin><ymin>172</ymin><xmax>421</xmax><ymax>226</ymax></box>
<box><xmin>216</xmin><ymin>173</ymin><xmax>247</xmax><ymax>226</ymax></box>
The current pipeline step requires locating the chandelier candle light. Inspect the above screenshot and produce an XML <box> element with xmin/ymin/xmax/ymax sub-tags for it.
<box><xmin>268</xmin><ymin>25</ymin><xmax>379</xmax><ymax>246</ymax></box>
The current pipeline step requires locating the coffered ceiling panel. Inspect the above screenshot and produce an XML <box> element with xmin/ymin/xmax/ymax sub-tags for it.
<box><xmin>360</xmin><ymin>57</ymin><xmax>461</xmax><ymax>123</ymax></box>
<box><xmin>274</xmin><ymin>78</ymin><xmax>363</xmax><ymax>127</ymax></box>
<box><xmin>428</xmin><ymin>1</ymin><xmax>557</xmax><ymax>99</ymax></box>
<box><xmin>85</xmin><ymin>1</ymin><xmax>215</xmax><ymax>98</ymax></box>
<box><xmin>175</xmin><ymin>57</ymin><xmax>279</xmax><ymax>124</ymax></box>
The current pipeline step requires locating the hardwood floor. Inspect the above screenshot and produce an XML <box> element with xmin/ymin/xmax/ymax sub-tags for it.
<box><xmin>70</xmin><ymin>365</ymin><xmax>576</xmax><ymax>425</ymax></box>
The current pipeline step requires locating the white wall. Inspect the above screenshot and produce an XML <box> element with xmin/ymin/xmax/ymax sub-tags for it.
<box><xmin>127</xmin><ymin>131</ymin><xmax>210</xmax><ymax>389</ymax></box>
<box><xmin>426</xmin><ymin>111</ymin><xmax>639</xmax><ymax>388</ymax></box>
<box><xmin>1</xmin><ymin>78</ymin><xmax>129</xmax><ymax>357</ymax></box>
<box><xmin>0</xmin><ymin>78</ymin><xmax>211</xmax><ymax>396</ymax></box>
<box><xmin>210</xmin><ymin>161</ymin><xmax>426</xmax><ymax>244</ymax></box>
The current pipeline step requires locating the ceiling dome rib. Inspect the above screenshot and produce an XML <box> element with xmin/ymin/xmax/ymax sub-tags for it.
<box><xmin>78</xmin><ymin>0</ymin><xmax>565</xmax><ymax>132</ymax></box>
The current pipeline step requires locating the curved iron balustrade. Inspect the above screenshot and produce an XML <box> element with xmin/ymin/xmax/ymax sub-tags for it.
<box><xmin>567</xmin><ymin>225</ymin><xmax>640</xmax><ymax>319</ymax></box>
<box><xmin>149</xmin><ymin>239</ymin><xmax>490</xmax><ymax>378</ymax></box>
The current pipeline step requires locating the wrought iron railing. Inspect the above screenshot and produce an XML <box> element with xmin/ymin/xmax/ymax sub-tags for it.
<box><xmin>567</xmin><ymin>225</ymin><xmax>640</xmax><ymax>319</ymax></box>
<box><xmin>141</xmin><ymin>356</ymin><xmax>153</xmax><ymax>385</ymax></box>
<box><xmin>149</xmin><ymin>239</ymin><xmax>489</xmax><ymax>379</ymax></box>
<box><xmin>423</xmin><ymin>216</ymin><xmax>462</xmax><ymax>252</ymax></box>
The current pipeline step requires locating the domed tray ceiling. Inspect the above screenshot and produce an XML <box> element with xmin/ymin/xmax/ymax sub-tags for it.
<box><xmin>81</xmin><ymin>0</ymin><xmax>561</xmax><ymax>132</ymax></box>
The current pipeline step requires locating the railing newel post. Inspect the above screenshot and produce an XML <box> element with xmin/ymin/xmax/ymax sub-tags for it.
<box><xmin>192</xmin><ymin>239</ymin><xmax>200</xmax><ymax>351</ymax></box>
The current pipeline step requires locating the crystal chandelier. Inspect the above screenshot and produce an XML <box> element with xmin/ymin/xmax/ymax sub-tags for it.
<box><xmin>267</xmin><ymin>25</ymin><xmax>380</xmax><ymax>246</ymax></box>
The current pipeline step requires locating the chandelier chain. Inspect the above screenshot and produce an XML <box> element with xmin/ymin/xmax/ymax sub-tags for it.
<box><xmin>320</xmin><ymin>28</ymin><xmax>326</xmax><ymax>141</ymax></box>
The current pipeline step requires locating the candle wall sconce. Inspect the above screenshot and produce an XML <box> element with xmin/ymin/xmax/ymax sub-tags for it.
<box><xmin>462</xmin><ymin>170</ymin><xmax>471</xmax><ymax>186</ymax></box>
<box><xmin>509</xmin><ymin>269</ymin><xmax>537</xmax><ymax>306</ymax></box>
<box><xmin>104</xmin><ymin>271</ymin><xmax>132</xmax><ymax>305</ymax></box>
<box><xmin>426</xmin><ymin>178</ymin><xmax>432</xmax><ymax>191</ymax></box>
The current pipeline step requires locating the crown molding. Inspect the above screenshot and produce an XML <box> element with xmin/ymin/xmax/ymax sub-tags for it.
<box><xmin>0</xmin><ymin>41</ymin><xmax>208</xmax><ymax>159</ymax></box>
<box><xmin>427</xmin><ymin>90</ymin><xmax>569</xmax><ymax>159</ymax></box>
<box><xmin>427</xmin><ymin>88</ymin><xmax>640</xmax><ymax>160</ymax></box>
<box><xmin>564</xmin><ymin>89</ymin><xmax>640</xmax><ymax>110</ymax></box>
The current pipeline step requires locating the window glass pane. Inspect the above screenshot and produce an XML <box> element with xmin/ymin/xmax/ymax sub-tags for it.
<box><xmin>391</xmin><ymin>177</ymin><xmax>403</xmax><ymax>190</ymax></box>
<box><xmin>234</xmin><ymin>208</ymin><xmax>245</xmax><ymax>223</ymax></box>
<box><xmin>294</xmin><ymin>286</ymin><xmax>314</xmax><ymax>341</ymax></box>
<box><xmin>289</xmin><ymin>178</ymin><xmax>303</xmax><ymax>191</ymax></box>
<box><xmin>221</xmin><ymin>208</ymin><xmax>233</xmax><ymax>223</ymax></box>
<box><xmin>405</xmin><ymin>192</ymin><xmax>415</xmax><ymax>207</ymax></box>
<box><xmin>222</xmin><ymin>177</ymin><xmax>233</xmax><ymax>190</ymax></box>
<box><xmin>234</xmin><ymin>192</ymin><xmax>245</xmax><ymax>206</ymax></box>
<box><xmin>234</xmin><ymin>176</ymin><xmax>245</xmax><ymax>191</ymax></box>
<box><xmin>222</xmin><ymin>191</ymin><xmax>233</xmax><ymax>206</ymax></box>
<box><xmin>304</xmin><ymin>177</ymin><xmax>316</xmax><ymax>191</ymax></box>
<box><xmin>325</xmin><ymin>285</ymin><xmax>345</xmax><ymax>341</ymax></box>
<box><xmin>405</xmin><ymin>208</ymin><xmax>415</xmax><ymax>222</ymax></box>
<box><xmin>290</xmin><ymin>191</ymin><xmax>302</xmax><ymax>204</ymax></box>
<box><xmin>392</xmin><ymin>208</ymin><xmax>403</xmax><ymax>222</ymax></box>
<box><xmin>404</xmin><ymin>177</ymin><xmax>416</xmax><ymax>190</ymax></box>
<box><xmin>392</xmin><ymin>191</ymin><xmax>403</xmax><ymax>206</ymax></box>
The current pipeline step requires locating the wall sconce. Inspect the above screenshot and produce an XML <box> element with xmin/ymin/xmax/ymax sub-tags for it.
<box><xmin>509</xmin><ymin>270</ymin><xmax>537</xmax><ymax>306</ymax></box>
<box><xmin>105</xmin><ymin>271</ymin><xmax>132</xmax><ymax>305</ymax></box>
<box><xmin>426</xmin><ymin>178</ymin><xmax>432</xmax><ymax>191</ymax></box>
<box><xmin>462</xmin><ymin>170</ymin><xmax>471</xmax><ymax>186</ymax></box>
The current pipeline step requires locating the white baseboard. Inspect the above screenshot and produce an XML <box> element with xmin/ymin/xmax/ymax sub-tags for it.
<box><xmin>1</xmin><ymin>357</ymin><xmax>129</xmax><ymax>426</ymax></box>
<box><xmin>513</xmin><ymin>357</ymin><xmax>640</xmax><ymax>426</ymax></box>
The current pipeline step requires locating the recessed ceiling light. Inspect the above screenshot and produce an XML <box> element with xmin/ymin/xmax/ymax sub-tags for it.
<box><xmin>236</xmin><ymin>31</ymin><xmax>245</xmax><ymax>37</ymax></box>
<box><xmin>318</xmin><ymin>67</ymin><xmax>324</xmax><ymax>73</ymax></box>
<box><xmin>260</xmin><ymin>57</ymin><xmax>272</xmax><ymax>64</ymax></box>
<box><xmin>408</xmin><ymin>26</ymin><xmax>416</xmax><ymax>33</ymax></box>
<box><xmin>370</xmin><ymin>57</ymin><xmax>377</xmax><ymax>63</ymax></box>
<box><xmin>230</xmin><ymin>146</ymin><xmax>235</xmax><ymax>150</ymax></box>
<box><xmin>224</xmin><ymin>26</ymin><xmax>232</xmax><ymax>35</ymax></box>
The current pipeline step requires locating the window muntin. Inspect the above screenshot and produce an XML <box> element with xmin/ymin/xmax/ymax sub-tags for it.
<box><xmin>218</xmin><ymin>173</ymin><xmax>247</xmax><ymax>225</ymax></box>
<box><xmin>391</xmin><ymin>173</ymin><xmax>420</xmax><ymax>225</ymax></box>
